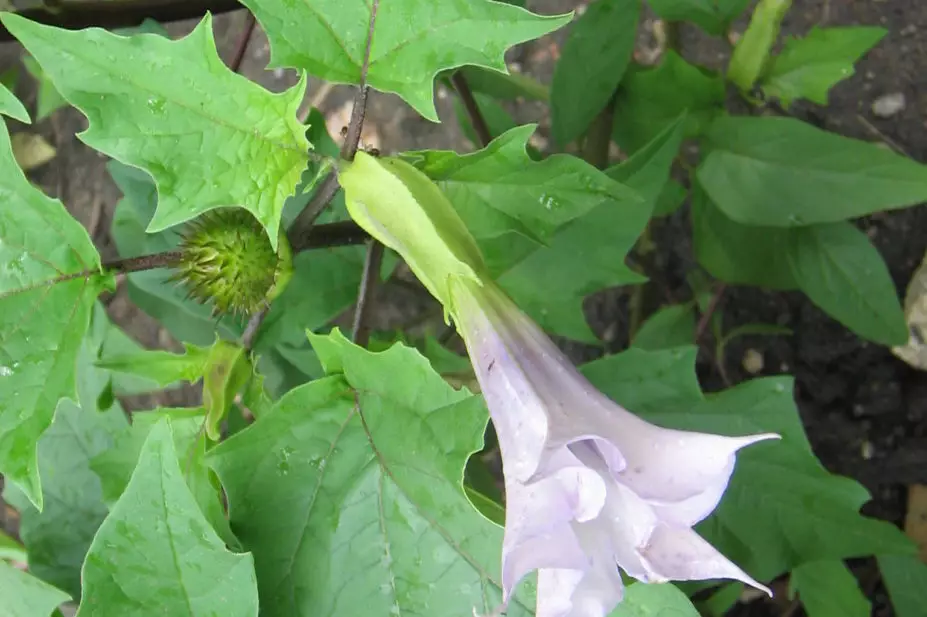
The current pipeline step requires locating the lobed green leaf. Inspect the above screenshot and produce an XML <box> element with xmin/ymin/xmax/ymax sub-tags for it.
<box><xmin>209</xmin><ymin>330</ymin><xmax>532</xmax><ymax>617</ymax></box>
<box><xmin>77</xmin><ymin>419</ymin><xmax>259</xmax><ymax>617</ymax></box>
<box><xmin>243</xmin><ymin>0</ymin><xmax>570</xmax><ymax>121</ymax></box>
<box><xmin>762</xmin><ymin>27</ymin><xmax>887</xmax><ymax>107</ymax></box>
<box><xmin>0</xmin><ymin>111</ymin><xmax>105</xmax><ymax>508</ymax></box>
<box><xmin>3</xmin><ymin>13</ymin><xmax>310</xmax><ymax>249</ymax></box>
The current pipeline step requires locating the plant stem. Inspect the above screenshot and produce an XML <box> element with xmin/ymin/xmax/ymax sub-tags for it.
<box><xmin>0</xmin><ymin>0</ymin><xmax>242</xmax><ymax>42</ymax></box>
<box><xmin>241</xmin><ymin>305</ymin><xmax>269</xmax><ymax>350</ymax></box>
<box><xmin>450</xmin><ymin>72</ymin><xmax>492</xmax><ymax>148</ymax></box>
<box><xmin>695</xmin><ymin>283</ymin><xmax>726</xmax><ymax>341</ymax></box>
<box><xmin>351</xmin><ymin>241</ymin><xmax>384</xmax><ymax>346</ymax></box>
<box><xmin>287</xmin><ymin>172</ymin><xmax>342</xmax><ymax>251</ymax></box>
<box><xmin>580</xmin><ymin>94</ymin><xmax>617</xmax><ymax>169</ymax></box>
<box><xmin>229</xmin><ymin>11</ymin><xmax>257</xmax><ymax>73</ymax></box>
<box><xmin>286</xmin><ymin>0</ymin><xmax>379</xmax><ymax>250</ymax></box>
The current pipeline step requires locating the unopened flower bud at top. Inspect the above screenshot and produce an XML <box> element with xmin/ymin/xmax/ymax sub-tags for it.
<box><xmin>339</xmin><ymin>151</ymin><xmax>487</xmax><ymax>314</ymax></box>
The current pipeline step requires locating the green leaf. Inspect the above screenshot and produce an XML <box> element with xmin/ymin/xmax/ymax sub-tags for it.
<box><xmin>96</xmin><ymin>343</ymin><xmax>209</xmax><ymax>389</ymax></box>
<box><xmin>789</xmin><ymin>560</ymin><xmax>869</xmax><ymax>617</ymax></box>
<box><xmin>653</xmin><ymin>179</ymin><xmax>687</xmax><ymax>217</ymax></box>
<box><xmin>202</xmin><ymin>339</ymin><xmax>251</xmax><ymax>441</ymax></box>
<box><xmin>878</xmin><ymin>553</ymin><xmax>927</xmax><ymax>617</ymax></box>
<box><xmin>646</xmin><ymin>0</ymin><xmax>750</xmax><ymax>36</ymax></box>
<box><xmin>3</xmin><ymin>13</ymin><xmax>310</xmax><ymax>249</ymax></box>
<box><xmin>632</xmin><ymin>304</ymin><xmax>695</xmax><ymax>350</ymax></box>
<box><xmin>0</xmin><ymin>115</ymin><xmax>105</xmax><ymax>508</ymax></box>
<box><xmin>108</xmin><ymin>160</ymin><xmax>245</xmax><ymax>345</ymax></box>
<box><xmin>420</xmin><ymin>336</ymin><xmax>472</xmax><ymax>375</ymax></box>
<box><xmin>3</xmin><ymin>403</ymin><xmax>127</xmax><ymax>599</ymax></box>
<box><xmin>90</xmin><ymin>407</ymin><xmax>238</xmax><ymax>548</ymax></box>
<box><xmin>77</xmin><ymin>419</ymin><xmax>258</xmax><ymax>617</ymax></box>
<box><xmin>414</xmin><ymin>125</ymin><xmax>639</xmax><ymax>249</ymax></box>
<box><xmin>22</xmin><ymin>55</ymin><xmax>66</xmax><ymax>121</ymax></box>
<box><xmin>0</xmin><ymin>561</ymin><xmax>70</xmax><ymax>617</ymax></box>
<box><xmin>612</xmin><ymin>51</ymin><xmax>725</xmax><ymax>154</ymax></box>
<box><xmin>762</xmin><ymin>27</ymin><xmax>886</xmax><ymax>106</ymax></box>
<box><xmin>0</xmin><ymin>529</ymin><xmax>27</xmax><ymax>563</ymax></box>
<box><xmin>551</xmin><ymin>0</ymin><xmax>641</xmax><ymax>145</ymax></box>
<box><xmin>726</xmin><ymin>0</ymin><xmax>791</xmax><ymax>92</ymax></box>
<box><xmin>0</xmin><ymin>80</ymin><xmax>29</xmax><ymax>122</ymax></box>
<box><xmin>698</xmin><ymin>115</ymin><xmax>927</xmax><ymax>226</ymax></box>
<box><xmin>243</xmin><ymin>0</ymin><xmax>570</xmax><ymax>121</ymax></box>
<box><xmin>582</xmin><ymin>347</ymin><xmax>914</xmax><ymax>580</ymax></box>
<box><xmin>691</xmin><ymin>185</ymin><xmax>797</xmax><ymax>289</ymax></box>
<box><xmin>611</xmin><ymin>582</ymin><xmax>700</xmax><ymax>616</ymax></box>
<box><xmin>581</xmin><ymin>346</ymin><xmax>704</xmax><ymax>414</ymax></box>
<box><xmin>787</xmin><ymin>222</ymin><xmax>907</xmax><ymax>345</ymax></box>
<box><xmin>209</xmin><ymin>330</ymin><xmax>532</xmax><ymax>617</ymax></box>
<box><xmin>491</xmin><ymin>117</ymin><xmax>684</xmax><ymax>342</ymax></box>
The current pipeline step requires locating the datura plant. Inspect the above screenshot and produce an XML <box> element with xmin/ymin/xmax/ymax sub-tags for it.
<box><xmin>341</xmin><ymin>152</ymin><xmax>778</xmax><ymax>616</ymax></box>
<box><xmin>0</xmin><ymin>1</ymin><xmax>924</xmax><ymax>617</ymax></box>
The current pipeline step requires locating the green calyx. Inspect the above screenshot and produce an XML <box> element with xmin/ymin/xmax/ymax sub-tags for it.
<box><xmin>172</xmin><ymin>208</ymin><xmax>293</xmax><ymax>317</ymax></box>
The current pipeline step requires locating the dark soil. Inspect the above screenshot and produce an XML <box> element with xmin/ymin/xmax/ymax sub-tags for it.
<box><xmin>1</xmin><ymin>0</ymin><xmax>926</xmax><ymax>616</ymax></box>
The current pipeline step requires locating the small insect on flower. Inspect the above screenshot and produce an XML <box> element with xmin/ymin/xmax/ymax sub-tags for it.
<box><xmin>171</xmin><ymin>208</ymin><xmax>293</xmax><ymax>317</ymax></box>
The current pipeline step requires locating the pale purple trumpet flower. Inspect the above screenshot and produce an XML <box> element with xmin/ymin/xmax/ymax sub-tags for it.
<box><xmin>337</xmin><ymin>151</ymin><xmax>778</xmax><ymax>617</ymax></box>
<box><xmin>449</xmin><ymin>276</ymin><xmax>779</xmax><ymax>617</ymax></box>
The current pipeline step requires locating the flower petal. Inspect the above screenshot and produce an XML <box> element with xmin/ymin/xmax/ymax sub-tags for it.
<box><xmin>536</xmin><ymin>523</ymin><xmax>625</xmax><ymax>617</ymax></box>
<box><xmin>639</xmin><ymin>522</ymin><xmax>772</xmax><ymax>595</ymax></box>
<box><xmin>452</xmin><ymin>278</ymin><xmax>549</xmax><ymax>482</ymax></box>
<box><xmin>502</xmin><ymin>448</ymin><xmax>607</xmax><ymax>599</ymax></box>
<box><xmin>612</xmin><ymin>431</ymin><xmax>779</xmax><ymax>504</ymax></box>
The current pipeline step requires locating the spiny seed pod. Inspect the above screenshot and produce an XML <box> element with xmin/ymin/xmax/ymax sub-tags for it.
<box><xmin>171</xmin><ymin>209</ymin><xmax>293</xmax><ymax>317</ymax></box>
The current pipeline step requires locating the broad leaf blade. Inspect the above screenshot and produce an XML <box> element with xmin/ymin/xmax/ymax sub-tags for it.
<box><xmin>4</xmin><ymin>403</ymin><xmax>126</xmax><ymax>599</ymax></box>
<box><xmin>691</xmin><ymin>186</ymin><xmax>796</xmax><ymax>289</ymax></box>
<box><xmin>762</xmin><ymin>27</ymin><xmax>887</xmax><ymax>106</ymax></box>
<box><xmin>412</xmin><ymin>120</ymin><xmax>679</xmax><ymax>342</ymax></box>
<box><xmin>612</xmin><ymin>51</ymin><xmax>725</xmax><ymax>154</ymax></box>
<box><xmin>551</xmin><ymin>0</ymin><xmax>641</xmax><ymax>145</ymax></box>
<box><xmin>209</xmin><ymin>330</ymin><xmax>532</xmax><ymax>617</ymax></box>
<box><xmin>632</xmin><ymin>304</ymin><xmax>695</xmax><ymax>350</ymax></box>
<box><xmin>0</xmin><ymin>561</ymin><xmax>70</xmax><ymax>617</ymax></box>
<box><xmin>0</xmin><ymin>115</ymin><xmax>104</xmax><ymax>508</ymax></box>
<box><xmin>786</xmin><ymin>222</ymin><xmax>907</xmax><ymax>345</ymax></box>
<box><xmin>494</xmin><ymin>117</ymin><xmax>684</xmax><ymax>341</ymax></box>
<box><xmin>698</xmin><ymin>115</ymin><xmax>927</xmax><ymax>227</ymax></box>
<box><xmin>789</xmin><ymin>560</ymin><xmax>870</xmax><ymax>617</ymax></box>
<box><xmin>3</xmin><ymin>13</ymin><xmax>309</xmax><ymax>248</ymax></box>
<box><xmin>244</xmin><ymin>0</ymin><xmax>570</xmax><ymax>121</ymax></box>
<box><xmin>0</xmin><ymin>80</ymin><xmax>29</xmax><ymax>122</ymax></box>
<box><xmin>878</xmin><ymin>553</ymin><xmax>927</xmax><ymax>617</ymax></box>
<box><xmin>77</xmin><ymin>419</ymin><xmax>259</xmax><ymax>617</ymax></box>
<box><xmin>582</xmin><ymin>348</ymin><xmax>914</xmax><ymax>581</ymax></box>
<box><xmin>613</xmin><ymin>582</ymin><xmax>700</xmax><ymax>616</ymax></box>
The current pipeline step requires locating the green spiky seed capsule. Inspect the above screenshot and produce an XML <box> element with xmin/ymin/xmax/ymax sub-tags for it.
<box><xmin>172</xmin><ymin>209</ymin><xmax>293</xmax><ymax>317</ymax></box>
